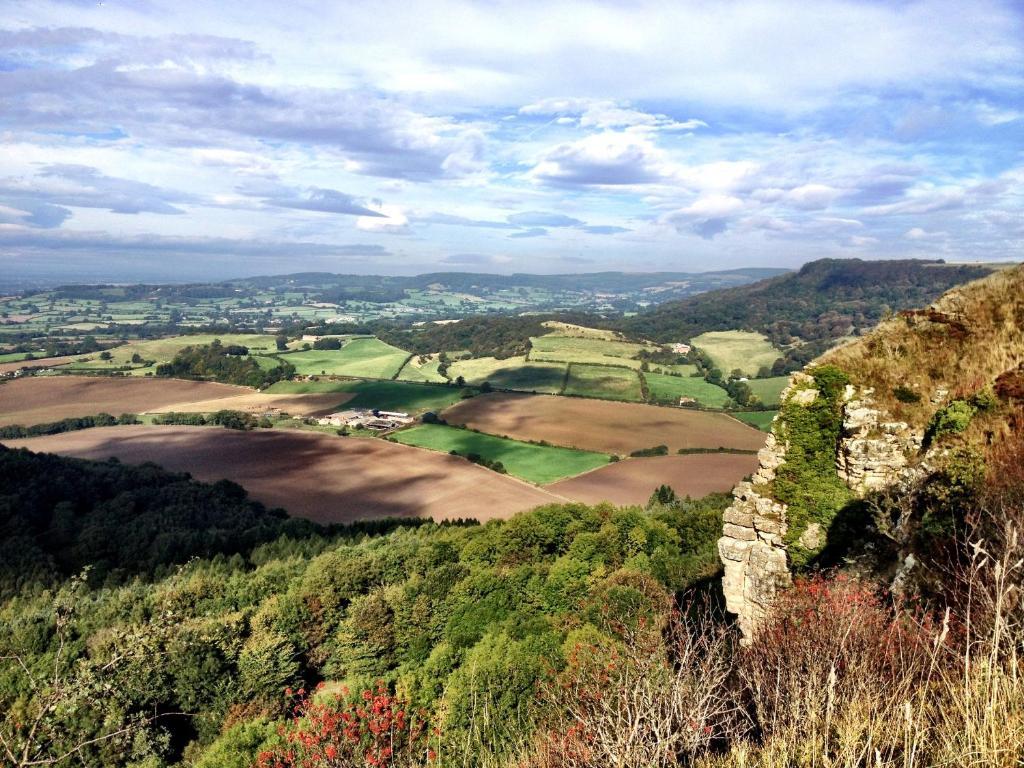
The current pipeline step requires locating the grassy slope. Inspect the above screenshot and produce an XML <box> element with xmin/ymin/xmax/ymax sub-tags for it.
<box><xmin>643</xmin><ymin>372</ymin><xmax>732</xmax><ymax>408</ymax></box>
<box><xmin>746</xmin><ymin>376</ymin><xmax>790</xmax><ymax>406</ymax></box>
<box><xmin>280</xmin><ymin>338</ymin><xmax>410</xmax><ymax>378</ymax></box>
<box><xmin>731</xmin><ymin>410</ymin><xmax>779</xmax><ymax>431</ymax></box>
<box><xmin>63</xmin><ymin>333</ymin><xmax>279</xmax><ymax>375</ymax></box>
<box><xmin>691</xmin><ymin>330</ymin><xmax>782</xmax><ymax>377</ymax></box>
<box><xmin>390</xmin><ymin>423</ymin><xmax>610</xmax><ymax>484</ymax></box>
<box><xmin>530</xmin><ymin>335</ymin><xmax>653</xmax><ymax>369</ymax></box>
<box><xmin>563</xmin><ymin>364</ymin><xmax>643</xmax><ymax>401</ymax></box>
<box><xmin>265</xmin><ymin>379</ymin><xmax>465</xmax><ymax>413</ymax></box>
<box><xmin>448</xmin><ymin>356</ymin><xmax>567</xmax><ymax>394</ymax></box>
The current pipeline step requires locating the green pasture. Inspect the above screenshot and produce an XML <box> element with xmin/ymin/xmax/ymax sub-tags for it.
<box><xmin>396</xmin><ymin>354</ymin><xmax>449</xmax><ymax>383</ymax></box>
<box><xmin>390</xmin><ymin>423</ymin><xmax>610</xmax><ymax>484</ymax></box>
<box><xmin>529</xmin><ymin>334</ymin><xmax>653</xmax><ymax>369</ymax></box>
<box><xmin>690</xmin><ymin>331</ymin><xmax>782</xmax><ymax>377</ymax></box>
<box><xmin>643</xmin><ymin>372</ymin><xmax>732</xmax><ymax>408</ymax></box>
<box><xmin>278</xmin><ymin>337</ymin><xmax>410</xmax><ymax>378</ymax></box>
<box><xmin>265</xmin><ymin>378</ymin><xmax>465</xmax><ymax>414</ymax></box>
<box><xmin>563</xmin><ymin>364</ymin><xmax>643</xmax><ymax>401</ymax></box>
<box><xmin>731</xmin><ymin>410</ymin><xmax>779</xmax><ymax>431</ymax></box>
<box><xmin>447</xmin><ymin>355</ymin><xmax>567</xmax><ymax>394</ymax></box>
<box><xmin>745</xmin><ymin>376</ymin><xmax>790</xmax><ymax>406</ymax></box>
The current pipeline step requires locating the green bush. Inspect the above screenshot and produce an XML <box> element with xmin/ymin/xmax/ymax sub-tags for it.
<box><xmin>925</xmin><ymin>400</ymin><xmax>976</xmax><ymax>445</ymax></box>
<box><xmin>772</xmin><ymin>365</ymin><xmax>853</xmax><ymax>565</ymax></box>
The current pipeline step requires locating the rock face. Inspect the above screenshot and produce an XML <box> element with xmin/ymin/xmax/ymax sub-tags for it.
<box><xmin>836</xmin><ymin>386</ymin><xmax>921</xmax><ymax>495</ymax></box>
<box><xmin>718</xmin><ymin>378</ymin><xmax>922</xmax><ymax>641</ymax></box>
<box><xmin>718</xmin><ymin>430</ymin><xmax>792</xmax><ymax>642</ymax></box>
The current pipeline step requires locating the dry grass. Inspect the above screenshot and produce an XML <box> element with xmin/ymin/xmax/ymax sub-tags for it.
<box><xmin>822</xmin><ymin>264</ymin><xmax>1024</xmax><ymax>426</ymax></box>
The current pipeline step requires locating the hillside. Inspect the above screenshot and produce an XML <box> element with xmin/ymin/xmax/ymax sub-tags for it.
<box><xmin>620</xmin><ymin>259</ymin><xmax>994</xmax><ymax>370</ymax></box>
<box><xmin>720</xmin><ymin>263</ymin><xmax>1024</xmax><ymax>635</ymax></box>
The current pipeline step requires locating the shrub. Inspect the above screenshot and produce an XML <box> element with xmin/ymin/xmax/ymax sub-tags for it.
<box><xmin>893</xmin><ymin>384</ymin><xmax>922</xmax><ymax>403</ymax></box>
<box><xmin>924</xmin><ymin>399</ymin><xmax>976</xmax><ymax>445</ymax></box>
<box><xmin>629</xmin><ymin>445</ymin><xmax>668</xmax><ymax>458</ymax></box>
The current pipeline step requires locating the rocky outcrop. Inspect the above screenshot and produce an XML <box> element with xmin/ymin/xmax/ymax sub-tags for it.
<box><xmin>836</xmin><ymin>385</ymin><xmax>921</xmax><ymax>495</ymax></box>
<box><xmin>719</xmin><ymin>377</ymin><xmax>923</xmax><ymax>641</ymax></box>
<box><xmin>718</xmin><ymin>429</ymin><xmax>792</xmax><ymax>642</ymax></box>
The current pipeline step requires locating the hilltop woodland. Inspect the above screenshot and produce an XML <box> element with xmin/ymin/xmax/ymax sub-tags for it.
<box><xmin>618</xmin><ymin>259</ymin><xmax>992</xmax><ymax>371</ymax></box>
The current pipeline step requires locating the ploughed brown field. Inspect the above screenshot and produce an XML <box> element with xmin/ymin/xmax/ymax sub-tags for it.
<box><xmin>545</xmin><ymin>453</ymin><xmax>759</xmax><ymax>506</ymax></box>
<box><xmin>3</xmin><ymin>425</ymin><xmax>561</xmax><ymax>523</ymax></box>
<box><xmin>443</xmin><ymin>392</ymin><xmax>767</xmax><ymax>454</ymax></box>
<box><xmin>0</xmin><ymin>376</ymin><xmax>347</xmax><ymax>426</ymax></box>
<box><xmin>0</xmin><ymin>354</ymin><xmax>83</xmax><ymax>375</ymax></box>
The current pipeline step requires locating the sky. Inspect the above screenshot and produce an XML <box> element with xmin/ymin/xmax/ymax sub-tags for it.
<box><xmin>0</xmin><ymin>0</ymin><xmax>1022</xmax><ymax>281</ymax></box>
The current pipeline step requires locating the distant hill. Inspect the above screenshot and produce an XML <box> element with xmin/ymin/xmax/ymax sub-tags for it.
<box><xmin>619</xmin><ymin>259</ymin><xmax>996</xmax><ymax>371</ymax></box>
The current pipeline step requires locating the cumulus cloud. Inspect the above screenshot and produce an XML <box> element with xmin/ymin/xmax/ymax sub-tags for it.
<box><xmin>531</xmin><ymin>132</ymin><xmax>671</xmax><ymax>186</ymax></box>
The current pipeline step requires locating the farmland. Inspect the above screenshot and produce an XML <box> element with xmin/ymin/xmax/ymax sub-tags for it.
<box><xmin>643</xmin><ymin>371</ymin><xmax>732</xmax><ymax>407</ymax></box>
<box><xmin>0</xmin><ymin>375</ymin><xmax>350</xmax><ymax>426</ymax></box>
<box><xmin>732</xmin><ymin>410</ymin><xmax>779</xmax><ymax>431</ymax></box>
<box><xmin>690</xmin><ymin>330</ymin><xmax>783</xmax><ymax>377</ymax></box>
<box><xmin>562</xmin><ymin>364</ymin><xmax>643</xmax><ymax>401</ymax></box>
<box><xmin>265</xmin><ymin>378</ymin><xmax>465</xmax><ymax>413</ymax></box>
<box><xmin>545</xmin><ymin>453</ymin><xmax>760</xmax><ymax>506</ymax></box>
<box><xmin>277</xmin><ymin>337</ymin><xmax>410</xmax><ymax>378</ymax></box>
<box><xmin>0</xmin><ymin>376</ymin><xmax>248</xmax><ymax>426</ymax></box>
<box><xmin>396</xmin><ymin>353</ymin><xmax>448</xmax><ymax>383</ymax></box>
<box><xmin>446</xmin><ymin>355</ymin><xmax>568</xmax><ymax>393</ymax></box>
<box><xmin>64</xmin><ymin>333</ymin><xmax>280</xmax><ymax>375</ymax></box>
<box><xmin>390</xmin><ymin>423</ymin><xmax>610</xmax><ymax>484</ymax></box>
<box><xmin>442</xmin><ymin>392</ymin><xmax>767</xmax><ymax>455</ymax></box>
<box><xmin>745</xmin><ymin>375</ymin><xmax>790</xmax><ymax>406</ymax></box>
<box><xmin>529</xmin><ymin>334</ymin><xmax>654</xmax><ymax>369</ymax></box>
<box><xmin>3</xmin><ymin>426</ymin><xmax>559</xmax><ymax>522</ymax></box>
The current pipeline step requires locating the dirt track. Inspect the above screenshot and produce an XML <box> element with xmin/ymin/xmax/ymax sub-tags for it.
<box><xmin>4</xmin><ymin>426</ymin><xmax>561</xmax><ymax>523</ymax></box>
<box><xmin>443</xmin><ymin>392</ymin><xmax>767</xmax><ymax>455</ymax></box>
<box><xmin>0</xmin><ymin>376</ymin><xmax>347</xmax><ymax>426</ymax></box>
<box><xmin>545</xmin><ymin>453</ymin><xmax>759</xmax><ymax>506</ymax></box>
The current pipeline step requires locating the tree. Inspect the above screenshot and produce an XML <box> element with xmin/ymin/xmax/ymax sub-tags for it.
<box><xmin>275</xmin><ymin>335</ymin><xmax>289</xmax><ymax>351</ymax></box>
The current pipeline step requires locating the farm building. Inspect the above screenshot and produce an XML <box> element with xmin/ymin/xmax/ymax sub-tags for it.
<box><xmin>317</xmin><ymin>408</ymin><xmax>413</xmax><ymax>432</ymax></box>
<box><xmin>670</xmin><ymin>343</ymin><xmax>692</xmax><ymax>354</ymax></box>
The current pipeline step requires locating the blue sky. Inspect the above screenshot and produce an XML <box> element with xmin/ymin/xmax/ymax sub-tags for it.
<box><xmin>0</xmin><ymin>0</ymin><xmax>1021</xmax><ymax>280</ymax></box>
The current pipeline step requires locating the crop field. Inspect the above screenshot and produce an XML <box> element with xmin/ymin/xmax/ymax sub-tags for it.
<box><xmin>389</xmin><ymin>423</ymin><xmax>610</xmax><ymax>484</ymax></box>
<box><xmin>3</xmin><ymin>426</ymin><xmax>560</xmax><ymax>522</ymax></box>
<box><xmin>447</xmin><ymin>355</ymin><xmax>568</xmax><ymax>394</ymax></box>
<box><xmin>745</xmin><ymin>376</ymin><xmax>790</xmax><ymax>406</ymax></box>
<box><xmin>278</xmin><ymin>338</ymin><xmax>410</xmax><ymax>378</ymax></box>
<box><xmin>0</xmin><ymin>376</ymin><xmax>248</xmax><ymax>426</ymax></box>
<box><xmin>690</xmin><ymin>330</ymin><xmax>782</xmax><ymax>377</ymax></box>
<box><xmin>265</xmin><ymin>378</ymin><xmax>464</xmax><ymax>413</ymax></box>
<box><xmin>149</xmin><ymin>392</ymin><xmax>352</xmax><ymax>417</ymax></box>
<box><xmin>731</xmin><ymin>410</ymin><xmax>779</xmax><ymax>431</ymax></box>
<box><xmin>442</xmin><ymin>392</ymin><xmax>767</xmax><ymax>455</ymax></box>
<box><xmin>643</xmin><ymin>372</ymin><xmax>732</xmax><ymax>408</ymax></box>
<box><xmin>0</xmin><ymin>354</ymin><xmax>84</xmax><ymax>375</ymax></box>
<box><xmin>545</xmin><ymin>453</ymin><xmax>760</xmax><ymax>506</ymax></box>
<box><xmin>529</xmin><ymin>334</ymin><xmax>653</xmax><ymax>369</ymax></box>
<box><xmin>396</xmin><ymin>354</ymin><xmax>448</xmax><ymax>383</ymax></box>
<box><xmin>563</xmin><ymin>364</ymin><xmax>643</xmax><ymax>401</ymax></box>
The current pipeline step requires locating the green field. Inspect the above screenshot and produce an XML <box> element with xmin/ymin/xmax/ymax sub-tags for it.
<box><xmin>396</xmin><ymin>354</ymin><xmax>448</xmax><ymax>383</ymax></box>
<box><xmin>62</xmin><ymin>333</ymin><xmax>280</xmax><ymax>375</ymax></box>
<box><xmin>265</xmin><ymin>378</ymin><xmax>465</xmax><ymax>413</ymax></box>
<box><xmin>690</xmin><ymin>331</ymin><xmax>782</xmax><ymax>377</ymax></box>
<box><xmin>732</xmin><ymin>410</ymin><xmax>779</xmax><ymax>431</ymax></box>
<box><xmin>745</xmin><ymin>376</ymin><xmax>790</xmax><ymax>406</ymax></box>
<box><xmin>447</xmin><ymin>355</ymin><xmax>567</xmax><ymax>394</ymax></box>
<box><xmin>643</xmin><ymin>372</ymin><xmax>732</xmax><ymax>408</ymax></box>
<box><xmin>278</xmin><ymin>338</ymin><xmax>410</xmax><ymax>378</ymax></box>
<box><xmin>529</xmin><ymin>335</ymin><xmax>654</xmax><ymax>369</ymax></box>
<box><xmin>563</xmin><ymin>364</ymin><xmax>643</xmax><ymax>401</ymax></box>
<box><xmin>390</xmin><ymin>423</ymin><xmax>610</xmax><ymax>484</ymax></box>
